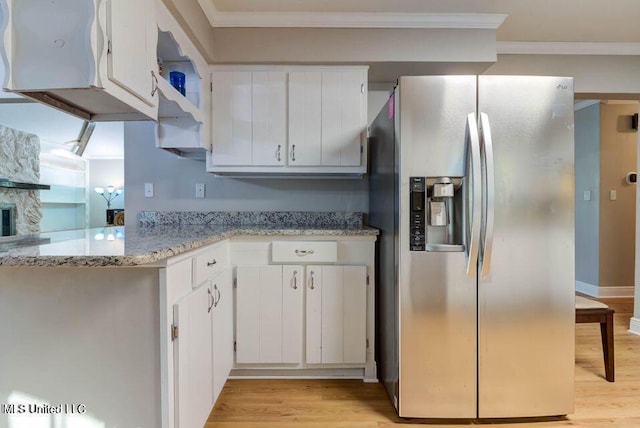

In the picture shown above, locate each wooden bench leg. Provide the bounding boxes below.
[600,310,615,382]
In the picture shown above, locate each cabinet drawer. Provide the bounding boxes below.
[271,241,337,263]
[193,243,229,287]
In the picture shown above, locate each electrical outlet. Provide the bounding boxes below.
[583,190,591,201]
[195,183,205,199]
[609,190,617,201]
[144,183,154,198]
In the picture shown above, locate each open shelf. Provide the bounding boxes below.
[154,2,210,156]
[157,77,204,123]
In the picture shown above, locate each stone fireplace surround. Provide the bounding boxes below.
[0,125,42,235]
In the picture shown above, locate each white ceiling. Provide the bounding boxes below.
[205,0,640,43]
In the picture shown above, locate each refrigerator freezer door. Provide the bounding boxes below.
[477,76,575,418]
[398,76,477,418]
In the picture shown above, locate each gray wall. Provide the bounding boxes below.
[574,103,600,286]
[124,122,368,223]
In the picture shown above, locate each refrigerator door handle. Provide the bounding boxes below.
[479,112,495,277]
[465,113,482,277]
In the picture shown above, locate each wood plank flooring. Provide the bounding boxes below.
[206,298,640,427]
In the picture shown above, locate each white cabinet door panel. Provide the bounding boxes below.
[321,72,342,166]
[320,266,344,364]
[282,265,303,363]
[339,71,365,166]
[174,284,213,428]
[321,71,364,166]
[212,269,234,401]
[289,72,322,166]
[258,266,284,363]
[252,72,287,166]
[305,265,367,364]
[236,266,260,363]
[107,0,154,106]
[211,71,252,165]
[305,267,323,364]
[342,266,367,363]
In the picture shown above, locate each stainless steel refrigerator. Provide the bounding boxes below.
[369,75,575,419]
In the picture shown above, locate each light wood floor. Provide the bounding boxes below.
[206,298,640,427]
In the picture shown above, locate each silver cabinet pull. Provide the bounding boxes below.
[276,144,282,162]
[207,259,217,267]
[309,271,315,290]
[214,284,220,307]
[207,288,214,313]
[295,249,315,256]
[291,144,296,162]
[292,270,298,289]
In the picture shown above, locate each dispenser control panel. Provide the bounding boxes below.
[409,177,425,251]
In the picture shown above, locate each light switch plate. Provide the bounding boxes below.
[583,190,591,201]
[610,190,617,201]
[195,183,205,199]
[144,183,154,198]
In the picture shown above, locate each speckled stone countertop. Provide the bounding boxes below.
[0,224,378,267]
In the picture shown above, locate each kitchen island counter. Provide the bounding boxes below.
[0,224,379,267]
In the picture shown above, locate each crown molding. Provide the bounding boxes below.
[196,0,218,27]
[497,41,640,55]
[196,6,507,30]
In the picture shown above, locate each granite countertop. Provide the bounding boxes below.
[0,224,379,267]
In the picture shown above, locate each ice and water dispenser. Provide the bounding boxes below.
[409,177,464,251]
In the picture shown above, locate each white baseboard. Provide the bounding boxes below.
[629,318,640,336]
[575,281,635,298]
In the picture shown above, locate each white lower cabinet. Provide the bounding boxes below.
[236,264,367,367]
[173,282,214,428]
[170,261,233,428]
[306,266,367,364]
[236,265,303,364]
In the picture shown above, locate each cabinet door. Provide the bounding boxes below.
[305,266,323,364]
[252,72,287,166]
[282,265,304,363]
[321,71,366,166]
[173,284,214,428]
[236,265,303,364]
[306,266,367,364]
[236,265,282,363]
[106,0,156,106]
[288,71,322,166]
[212,269,233,402]
[211,71,252,165]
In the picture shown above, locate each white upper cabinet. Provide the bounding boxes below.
[0,0,158,121]
[288,71,322,166]
[210,70,287,167]
[107,0,156,107]
[207,65,368,176]
[252,72,287,166]
[290,70,367,167]
[320,71,366,166]
[210,71,253,166]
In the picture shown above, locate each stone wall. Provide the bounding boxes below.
[0,125,42,234]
